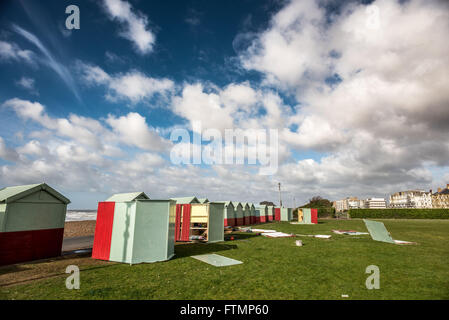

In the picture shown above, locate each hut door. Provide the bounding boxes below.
[298,209,303,222]
[175,204,192,242]
[275,208,281,221]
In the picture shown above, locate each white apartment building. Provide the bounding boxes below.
[389,190,432,208]
[364,198,387,209]
[333,197,364,212]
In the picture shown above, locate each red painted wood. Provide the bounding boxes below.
[174,204,182,241]
[244,216,250,225]
[311,208,318,224]
[275,208,281,221]
[92,202,115,261]
[0,228,64,266]
[180,204,191,241]
[260,215,266,223]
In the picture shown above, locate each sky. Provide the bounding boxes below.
[0,0,448,209]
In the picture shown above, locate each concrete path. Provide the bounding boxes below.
[62,235,94,252]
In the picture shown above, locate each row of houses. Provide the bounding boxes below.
[333,184,449,211]
[333,197,387,212]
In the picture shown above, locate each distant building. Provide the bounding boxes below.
[333,197,364,212]
[432,184,449,208]
[389,190,432,208]
[364,198,387,209]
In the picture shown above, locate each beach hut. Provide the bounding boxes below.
[92,196,176,264]
[249,203,256,224]
[256,205,268,223]
[267,205,274,221]
[0,183,70,266]
[217,201,235,227]
[198,198,209,204]
[171,198,224,242]
[280,207,293,221]
[296,208,318,224]
[232,202,244,226]
[242,202,251,225]
[180,202,225,242]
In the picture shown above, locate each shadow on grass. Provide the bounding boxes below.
[0,264,32,276]
[225,233,261,240]
[174,242,239,259]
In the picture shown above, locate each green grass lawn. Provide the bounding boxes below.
[1,219,448,300]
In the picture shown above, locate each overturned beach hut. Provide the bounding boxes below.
[242,202,251,225]
[296,208,318,224]
[93,192,175,264]
[232,202,244,226]
[255,205,268,223]
[0,183,70,266]
[217,201,235,227]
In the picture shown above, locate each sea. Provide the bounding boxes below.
[66,210,97,221]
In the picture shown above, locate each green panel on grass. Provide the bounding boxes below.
[363,219,395,244]
[191,253,243,267]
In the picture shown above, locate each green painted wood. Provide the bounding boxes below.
[207,202,224,243]
[191,253,243,267]
[232,202,244,219]
[170,196,200,204]
[3,201,67,232]
[108,200,176,264]
[0,183,70,204]
[109,202,137,264]
[363,219,396,244]
[106,192,149,202]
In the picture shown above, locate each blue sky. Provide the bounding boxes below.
[0,0,448,208]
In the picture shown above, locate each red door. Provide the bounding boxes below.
[311,208,318,224]
[180,204,191,241]
[275,208,281,221]
[92,202,115,260]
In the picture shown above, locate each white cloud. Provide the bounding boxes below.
[0,40,35,64]
[102,0,156,54]
[106,112,170,152]
[79,63,174,104]
[12,24,81,100]
[16,77,38,95]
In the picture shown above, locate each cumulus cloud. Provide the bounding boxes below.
[102,0,156,54]
[2,98,170,152]
[15,77,38,95]
[0,40,35,64]
[106,112,170,152]
[79,62,174,104]
[236,0,449,198]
